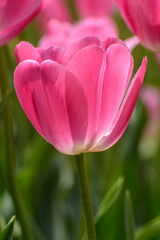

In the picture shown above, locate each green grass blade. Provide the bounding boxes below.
[0,216,16,240]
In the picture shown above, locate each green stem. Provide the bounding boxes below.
[0,46,33,240]
[75,153,97,240]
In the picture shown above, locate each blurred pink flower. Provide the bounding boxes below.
[140,85,160,138]
[14,38,147,155]
[115,0,160,52]
[75,0,115,18]
[39,17,118,48]
[155,53,160,66]
[38,0,71,31]
[0,0,42,46]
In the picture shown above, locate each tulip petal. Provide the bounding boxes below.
[40,60,88,154]
[102,37,124,51]
[39,20,71,48]
[115,0,160,52]
[15,41,42,63]
[14,60,70,154]
[14,60,48,139]
[92,57,147,152]
[124,36,140,52]
[75,0,114,18]
[65,71,88,153]
[0,0,42,46]
[71,17,118,42]
[39,0,71,29]
[95,43,133,139]
[62,36,102,65]
[66,45,105,147]
[38,46,65,64]
[14,59,88,155]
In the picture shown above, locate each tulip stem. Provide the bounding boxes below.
[75,153,97,240]
[0,46,33,240]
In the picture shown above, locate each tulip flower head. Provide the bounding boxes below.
[0,0,42,46]
[39,17,118,48]
[14,37,147,155]
[115,0,160,52]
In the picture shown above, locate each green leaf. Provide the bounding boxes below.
[95,176,124,222]
[136,215,160,240]
[81,176,124,240]
[125,190,135,240]
[0,216,16,240]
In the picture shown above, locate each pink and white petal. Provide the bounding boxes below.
[15,41,42,63]
[124,36,140,52]
[92,57,147,152]
[40,60,88,154]
[96,43,133,137]
[62,36,102,65]
[66,45,105,147]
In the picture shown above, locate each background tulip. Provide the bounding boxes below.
[0,0,43,46]
[14,38,147,155]
[39,17,118,48]
[140,85,160,138]
[75,0,115,18]
[115,0,160,52]
[139,85,160,160]
[38,0,71,32]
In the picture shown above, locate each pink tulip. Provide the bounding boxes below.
[115,0,160,52]
[75,0,114,18]
[14,37,147,155]
[39,17,118,48]
[0,0,43,46]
